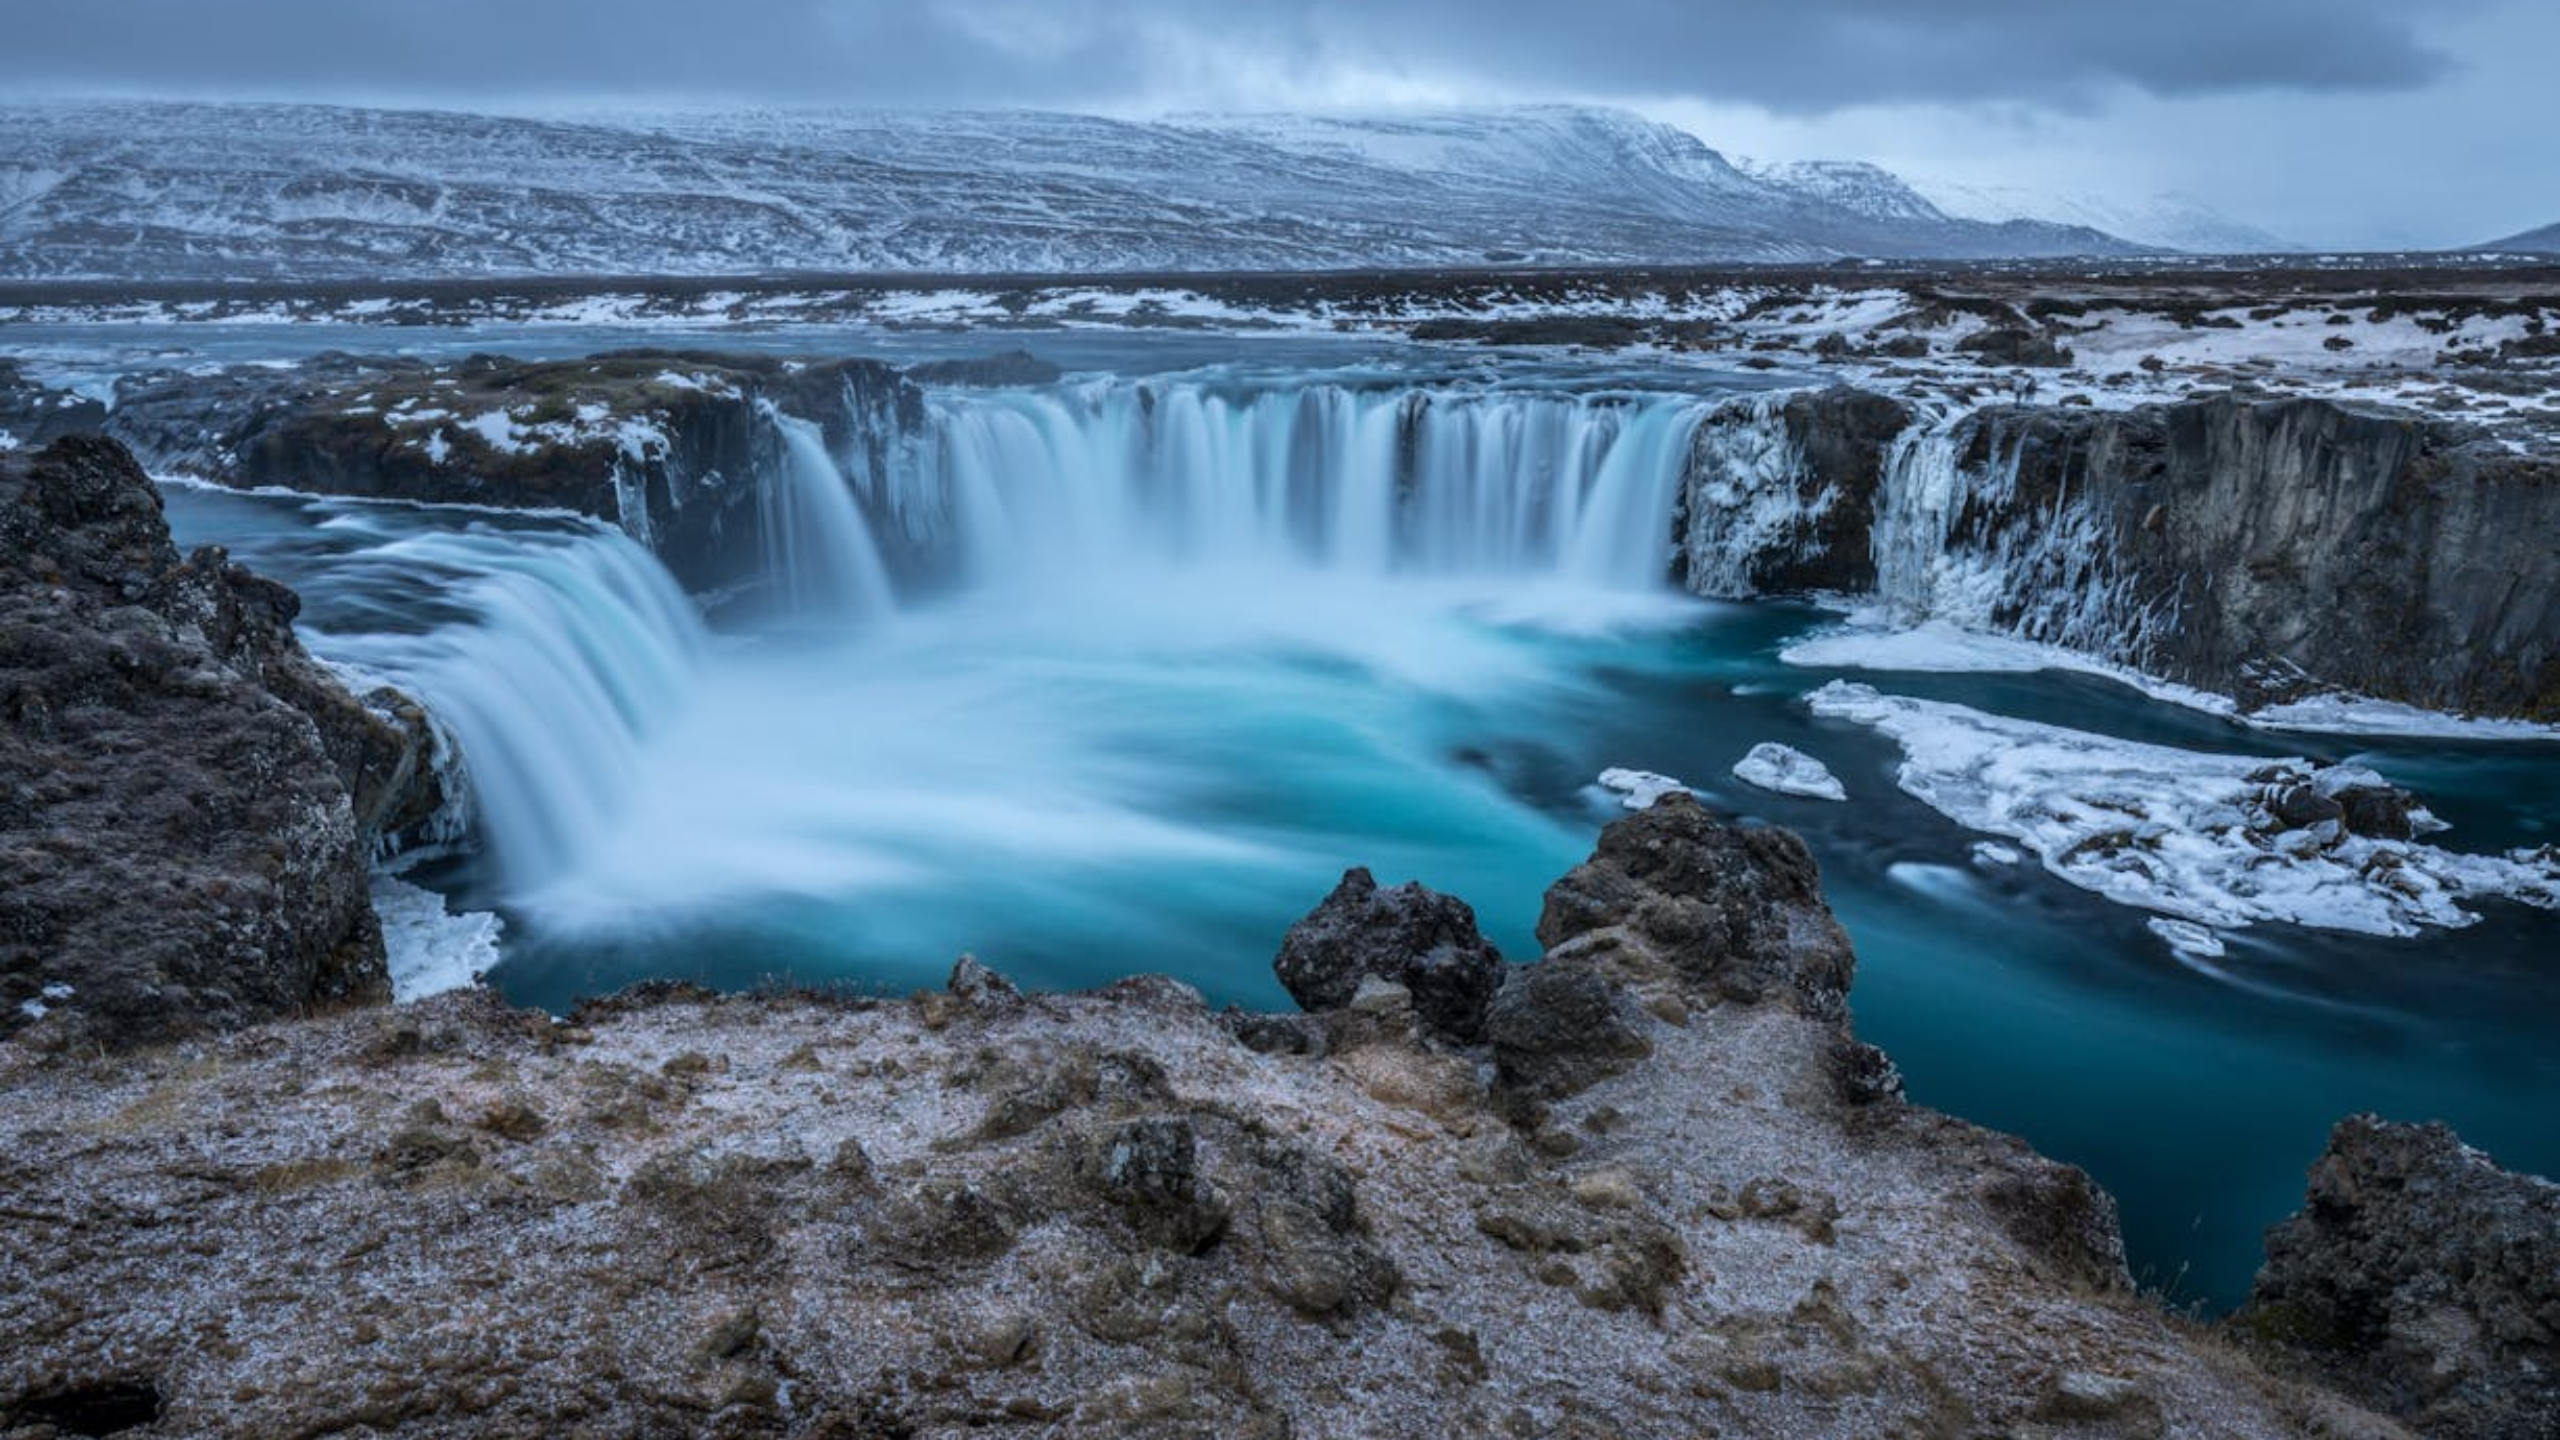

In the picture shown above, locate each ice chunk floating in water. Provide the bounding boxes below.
[1732,742,1846,801]
[1806,680,2560,937]
[1598,767,1695,810]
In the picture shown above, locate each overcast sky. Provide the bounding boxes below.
[3,0,2548,247]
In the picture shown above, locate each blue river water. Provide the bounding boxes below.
[38,318,2553,1313]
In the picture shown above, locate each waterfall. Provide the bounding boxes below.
[282,376,1719,905]
[899,381,1710,588]
[757,404,897,621]
[1867,421,1979,620]
[312,522,711,895]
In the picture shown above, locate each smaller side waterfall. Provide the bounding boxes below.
[1864,417,2168,663]
[315,523,712,895]
[758,405,898,621]
[1867,422,1979,620]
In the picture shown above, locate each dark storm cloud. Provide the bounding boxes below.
[0,0,2475,112]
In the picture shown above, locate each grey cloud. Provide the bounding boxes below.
[0,0,2480,112]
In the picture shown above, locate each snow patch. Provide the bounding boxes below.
[2246,694,2560,743]
[1806,680,2560,938]
[372,877,503,1002]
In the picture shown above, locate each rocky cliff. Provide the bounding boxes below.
[0,795,2414,1439]
[1683,388,2560,719]
[2238,1116,2560,1440]
[1950,395,2560,716]
[99,351,927,605]
[0,436,441,1048]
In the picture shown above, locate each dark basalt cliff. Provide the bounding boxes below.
[1687,387,2560,719]
[1955,395,2560,717]
[98,350,927,603]
[0,436,440,1048]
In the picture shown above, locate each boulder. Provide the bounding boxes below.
[1482,959,1652,1099]
[904,349,1063,387]
[1957,327,2074,368]
[1,436,427,1047]
[2237,1116,2560,1440]
[1273,867,1508,1042]
[1536,792,1856,1021]
[0,359,105,448]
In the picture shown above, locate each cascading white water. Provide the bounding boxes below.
[902,381,1710,589]
[1867,422,1978,620]
[758,404,898,621]
[278,377,1720,918]
[314,522,711,894]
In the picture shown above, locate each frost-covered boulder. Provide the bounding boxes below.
[2238,1116,2560,1440]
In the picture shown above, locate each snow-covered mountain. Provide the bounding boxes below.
[1905,177,2296,256]
[0,100,2145,281]
[2476,222,2560,254]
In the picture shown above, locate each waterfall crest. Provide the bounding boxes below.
[897,381,1710,589]
[314,522,711,894]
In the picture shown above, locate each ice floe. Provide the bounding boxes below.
[1806,680,2560,938]
[1597,767,1693,810]
[373,877,504,1002]
[1731,742,1847,801]
[2245,693,2560,743]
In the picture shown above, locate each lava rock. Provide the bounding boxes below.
[1536,793,1856,1021]
[1093,1116,1229,1253]
[2271,784,2346,831]
[1274,867,1508,1042]
[1483,960,1653,1099]
[0,358,107,446]
[904,349,1063,387]
[1,437,417,1047]
[1957,327,2074,368]
[2330,782,2417,841]
[2237,1116,2560,1440]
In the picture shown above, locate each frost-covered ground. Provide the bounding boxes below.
[12,262,2550,443]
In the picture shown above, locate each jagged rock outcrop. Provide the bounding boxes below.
[1273,866,1508,1042]
[0,796,2394,1437]
[2238,1116,2560,1440]
[101,350,928,603]
[1,436,439,1048]
[0,359,105,449]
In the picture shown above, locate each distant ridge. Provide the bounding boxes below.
[0,100,2149,282]
[2475,222,2560,254]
